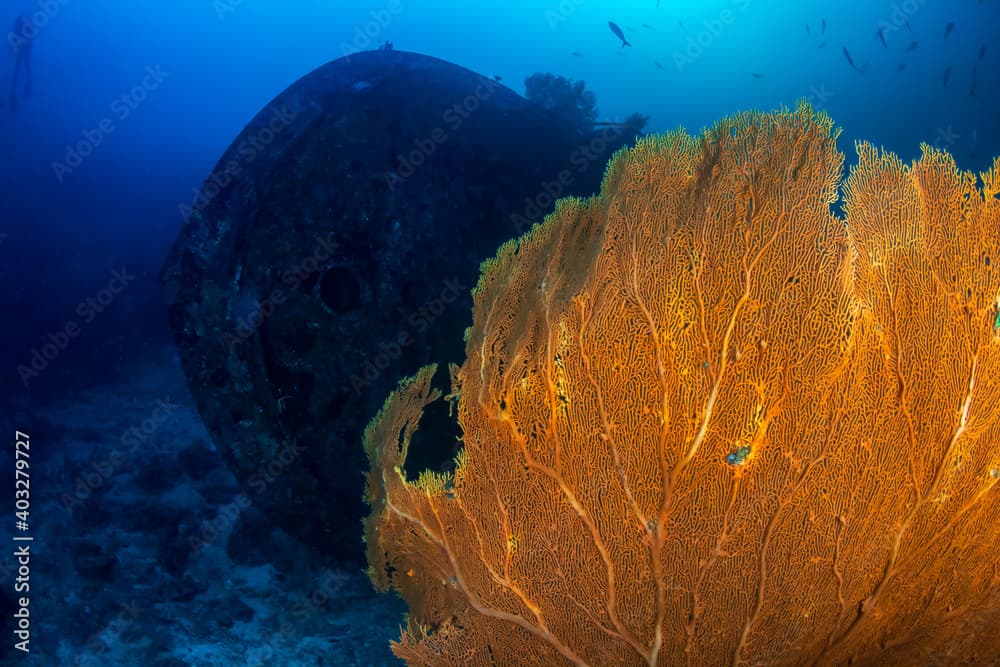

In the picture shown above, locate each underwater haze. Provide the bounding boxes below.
[0,0,998,665]
[2,1,998,397]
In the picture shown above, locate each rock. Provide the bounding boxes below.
[72,540,118,581]
[213,596,255,629]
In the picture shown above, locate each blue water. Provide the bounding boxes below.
[0,1,997,664]
[1,0,997,398]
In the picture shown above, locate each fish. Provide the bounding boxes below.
[906,41,918,51]
[608,21,631,48]
[841,46,866,74]
[902,16,911,32]
[570,51,584,57]
[896,63,906,72]
[978,45,987,61]
[821,18,826,34]
[806,23,811,36]
[944,22,954,38]
[642,23,654,29]
[493,75,503,82]
[876,26,888,47]
[752,72,765,78]
[654,60,664,70]
[943,66,952,87]
[818,40,828,48]
[678,20,685,30]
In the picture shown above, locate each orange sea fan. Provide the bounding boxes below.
[362,103,1000,666]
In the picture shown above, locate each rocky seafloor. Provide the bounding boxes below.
[2,344,406,666]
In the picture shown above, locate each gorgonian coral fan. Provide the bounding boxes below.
[362,103,1000,665]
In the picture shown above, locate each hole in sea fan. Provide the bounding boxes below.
[403,365,462,481]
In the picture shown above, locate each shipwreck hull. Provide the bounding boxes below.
[161,50,636,563]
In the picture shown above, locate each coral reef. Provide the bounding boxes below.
[363,103,1000,665]
[524,73,598,136]
[523,72,648,140]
